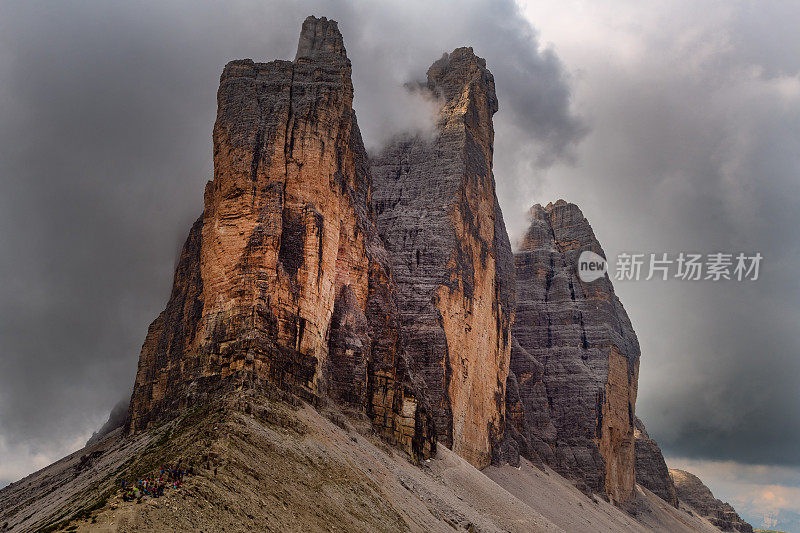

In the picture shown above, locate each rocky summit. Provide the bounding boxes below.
[503,201,640,504]
[0,14,755,533]
[371,47,515,468]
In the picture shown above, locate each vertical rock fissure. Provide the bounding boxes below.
[283,64,295,179]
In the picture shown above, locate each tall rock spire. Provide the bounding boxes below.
[371,47,515,468]
[126,16,435,461]
[506,200,640,503]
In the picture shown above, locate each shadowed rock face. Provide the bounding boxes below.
[126,16,435,461]
[370,48,515,468]
[670,469,753,532]
[505,200,640,503]
[634,417,678,507]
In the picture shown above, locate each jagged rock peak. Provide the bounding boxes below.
[423,47,498,154]
[126,15,435,462]
[295,16,347,59]
[505,200,640,504]
[521,201,593,253]
[634,417,679,507]
[670,469,753,532]
[371,47,514,469]
[427,47,496,107]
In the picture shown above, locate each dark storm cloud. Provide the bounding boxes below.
[620,31,800,465]
[0,0,582,484]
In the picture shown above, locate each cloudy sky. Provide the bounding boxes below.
[1,0,798,528]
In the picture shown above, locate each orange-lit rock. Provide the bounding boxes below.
[126,16,435,460]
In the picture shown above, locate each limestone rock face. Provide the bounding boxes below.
[634,417,678,507]
[670,469,753,532]
[126,16,435,461]
[371,48,515,468]
[506,200,640,503]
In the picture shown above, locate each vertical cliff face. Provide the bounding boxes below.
[670,469,754,532]
[507,200,640,503]
[127,16,435,460]
[634,417,679,507]
[370,48,515,468]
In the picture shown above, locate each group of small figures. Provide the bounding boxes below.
[120,461,194,501]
